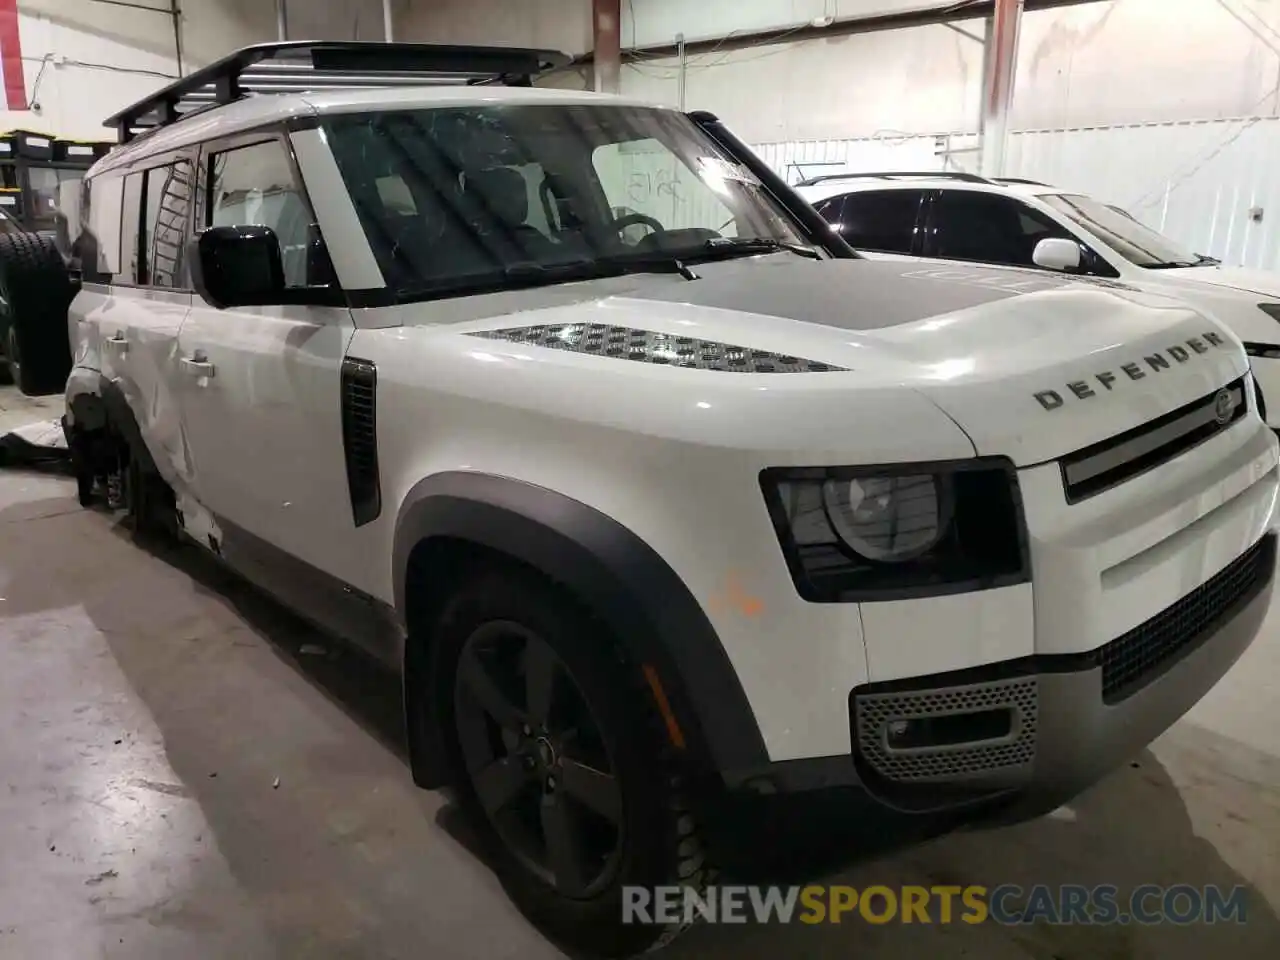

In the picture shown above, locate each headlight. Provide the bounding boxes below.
[761,459,1029,602]
[822,474,951,563]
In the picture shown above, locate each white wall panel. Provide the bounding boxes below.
[755,133,959,182]
[0,0,280,139]
[0,13,176,139]
[1005,118,1280,270]
[621,0,949,48]
[619,1,1280,143]
[620,22,982,143]
[399,0,591,55]
[1013,0,1280,129]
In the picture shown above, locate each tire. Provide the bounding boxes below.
[0,232,74,396]
[0,324,14,386]
[431,567,708,958]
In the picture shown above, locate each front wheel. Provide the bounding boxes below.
[432,568,708,958]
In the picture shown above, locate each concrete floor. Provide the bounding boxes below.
[1,383,1279,959]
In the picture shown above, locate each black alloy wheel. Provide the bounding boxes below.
[453,620,625,899]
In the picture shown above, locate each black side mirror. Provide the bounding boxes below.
[306,222,337,287]
[189,225,284,310]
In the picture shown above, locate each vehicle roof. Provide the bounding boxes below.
[90,84,665,176]
[795,175,1063,204]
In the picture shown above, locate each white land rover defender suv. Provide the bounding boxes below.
[796,171,1280,432]
[62,42,1278,957]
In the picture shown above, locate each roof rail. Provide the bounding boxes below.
[104,41,572,144]
[993,176,1050,186]
[795,170,993,187]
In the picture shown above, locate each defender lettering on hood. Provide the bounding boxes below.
[1033,331,1231,411]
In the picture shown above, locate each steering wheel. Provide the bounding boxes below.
[611,212,664,242]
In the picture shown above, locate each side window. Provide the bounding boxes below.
[930,191,1072,268]
[139,162,193,288]
[207,140,310,288]
[120,172,143,283]
[84,174,123,281]
[812,195,846,237]
[837,190,923,253]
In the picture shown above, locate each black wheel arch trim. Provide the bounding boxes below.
[94,375,160,473]
[392,471,771,778]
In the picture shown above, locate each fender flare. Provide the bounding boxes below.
[392,472,770,778]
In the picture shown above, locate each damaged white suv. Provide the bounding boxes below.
[64,42,1278,957]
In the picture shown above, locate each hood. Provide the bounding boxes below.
[1153,264,1280,299]
[455,257,1248,466]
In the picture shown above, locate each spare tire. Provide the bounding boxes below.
[0,232,74,396]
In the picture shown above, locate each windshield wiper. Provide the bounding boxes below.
[390,254,703,303]
[597,252,700,281]
[1194,253,1221,266]
[700,237,823,260]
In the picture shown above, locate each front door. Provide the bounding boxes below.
[175,132,357,582]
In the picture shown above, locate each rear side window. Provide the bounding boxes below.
[832,190,923,254]
[139,162,194,288]
[929,191,1071,268]
[83,174,123,280]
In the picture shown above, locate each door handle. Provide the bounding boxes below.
[180,356,216,378]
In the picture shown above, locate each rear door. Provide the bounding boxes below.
[921,188,1079,269]
[825,189,927,255]
[87,151,196,492]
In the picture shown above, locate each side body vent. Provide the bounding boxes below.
[340,357,381,527]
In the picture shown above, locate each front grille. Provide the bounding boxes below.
[853,676,1038,783]
[1096,534,1275,703]
[1061,377,1247,503]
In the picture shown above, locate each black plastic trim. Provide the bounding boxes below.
[759,456,1032,603]
[799,170,992,187]
[214,516,402,667]
[1242,340,1280,360]
[340,357,382,526]
[391,472,770,776]
[1059,377,1248,504]
[687,111,860,260]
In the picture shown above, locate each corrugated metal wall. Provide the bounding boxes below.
[753,116,1280,270]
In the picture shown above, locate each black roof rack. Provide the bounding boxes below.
[993,177,1050,186]
[105,41,572,144]
[795,170,993,187]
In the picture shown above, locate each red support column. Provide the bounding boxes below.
[0,0,26,111]
[593,0,621,94]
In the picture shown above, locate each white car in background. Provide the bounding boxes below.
[796,172,1280,428]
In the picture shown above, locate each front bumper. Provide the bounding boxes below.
[727,533,1274,824]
